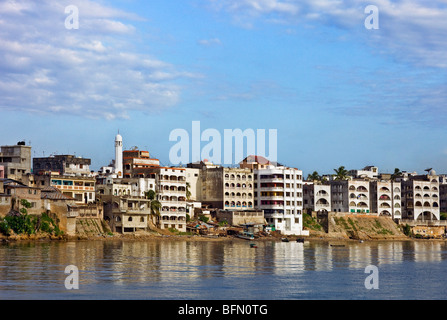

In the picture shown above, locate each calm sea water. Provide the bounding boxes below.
[0,239,446,300]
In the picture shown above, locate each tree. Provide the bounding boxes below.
[145,190,161,219]
[391,168,402,181]
[185,182,192,201]
[333,166,349,181]
[307,171,320,181]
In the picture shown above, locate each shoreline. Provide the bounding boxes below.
[1,231,445,243]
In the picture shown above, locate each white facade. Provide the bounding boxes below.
[370,181,402,219]
[184,167,201,201]
[255,165,305,235]
[303,183,331,213]
[401,171,440,221]
[156,167,187,231]
[331,180,371,214]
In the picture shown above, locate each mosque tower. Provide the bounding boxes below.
[115,131,123,178]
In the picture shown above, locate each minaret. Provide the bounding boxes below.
[115,131,123,178]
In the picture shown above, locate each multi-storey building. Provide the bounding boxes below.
[200,165,254,211]
[0,142,32,182]
[303,182,331,214]
[123,149,160,178]
[401,170,440,221]
[103,195,152,233]
[153,167,187,231]
[331,179,371,214]
[34,173,96,205]
[370,180,402,219]
[240,156,304,235]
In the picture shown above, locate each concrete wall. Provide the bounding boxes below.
[217,209,265,226]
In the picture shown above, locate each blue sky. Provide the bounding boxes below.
[1,0,446,176]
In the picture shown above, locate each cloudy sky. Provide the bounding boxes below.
[1,0,446,175]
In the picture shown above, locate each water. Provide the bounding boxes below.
[1,239,446,300]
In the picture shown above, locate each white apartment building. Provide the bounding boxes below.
[370,180,402,219]
[303,182,331,213]
[155,167,187,231]
[331,179,371,214]
[254,165,305,235]
[401,170,440,221]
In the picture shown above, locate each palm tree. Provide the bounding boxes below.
[145,190,161,221]
[307,171,320,181]
[333,166,349,181]
[391,168,402,181]
[185,182,192,201]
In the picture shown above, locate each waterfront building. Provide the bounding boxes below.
[240,155,305,236]
[369,180,402,219]
[0,165,4,179]
[303,182,331,214]
[0,142,32,182]
[331,179,371,214]
[150,166,187,231]
[400,170,440,221]
[103,195,151,233]
[200,165,254,211]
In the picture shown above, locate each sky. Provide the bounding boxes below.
[1,0,446,176]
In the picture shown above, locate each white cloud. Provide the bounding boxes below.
[0,0,196,119]
[197,38,222,46]
[208,0,447,69]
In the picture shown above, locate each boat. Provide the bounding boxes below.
[250,243,257,248]
[281,237,289,242]
[330,244,345,247]
[296,238,305,243]
[237,231,255,240]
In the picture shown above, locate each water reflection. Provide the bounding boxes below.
[1,239,447,299]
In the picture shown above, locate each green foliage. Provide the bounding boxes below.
[198,215,209,223]
[403,224,412,236]
[333,166,349,181]
[347,218,358,231]
[0,212,63,237]
[303,213,322,231]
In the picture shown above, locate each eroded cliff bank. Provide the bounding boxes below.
[305,213,409,240]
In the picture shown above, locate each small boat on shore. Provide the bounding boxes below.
[296,238,305,243]
[237,232,255,240]
[281,237,289,242]
[330,244,345,247]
